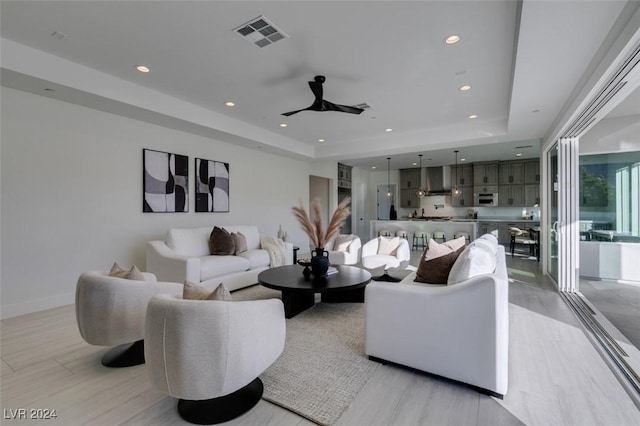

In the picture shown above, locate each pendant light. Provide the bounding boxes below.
[416,154,426,198]
[386,157,392,198]
[453,150,461,197]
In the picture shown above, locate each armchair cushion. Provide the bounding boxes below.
[209,226,236,255]
[109,263,147,281]
[335,234,356,251]
[183,281,232,301]
[378,236,401,255]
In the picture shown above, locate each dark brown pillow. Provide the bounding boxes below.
[414,246,464,284]
[209,226,236,255]
[231,232,248,255]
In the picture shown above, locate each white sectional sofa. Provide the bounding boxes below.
[146,225,293,292]
[365,234,509,397]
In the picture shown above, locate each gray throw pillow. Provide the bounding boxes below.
[232,231,248,255]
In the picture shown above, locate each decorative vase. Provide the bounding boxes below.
[310,247,330,277]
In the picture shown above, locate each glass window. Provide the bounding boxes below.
[579,152,640,242]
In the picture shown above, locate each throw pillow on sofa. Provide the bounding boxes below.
[415,239,465,284]
[447,242,497,285]
[183,281,233,301]
[231,231,248,255]
[209,226,236,255]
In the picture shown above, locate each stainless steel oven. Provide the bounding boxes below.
[474,193,498,206]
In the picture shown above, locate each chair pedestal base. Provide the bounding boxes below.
[177,377,263,425]
[372,271,401,282]
[101,340,145,368]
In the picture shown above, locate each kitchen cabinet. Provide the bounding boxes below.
[338,163,352,189]
[525,184,540,206]
[477,221,499,239]
[524,160,540,184]
[400,188,420,208]
[473,162,499,185]
[399,168,421,208]
[452,186,474,207]
[451,164,474,187]
[499,161,525,185]
[499,185,524,207]
[473,184,498,195]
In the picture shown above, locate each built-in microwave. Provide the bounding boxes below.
[474,193,498,206]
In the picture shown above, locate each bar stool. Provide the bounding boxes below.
[433,231,446,243]
[454,231,471,244]
[396,230,409,240]
[412,231,427,251]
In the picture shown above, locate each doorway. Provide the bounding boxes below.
[309,175,330,226]
[376,184,396,220]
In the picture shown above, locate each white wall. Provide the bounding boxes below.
[0,88,316,318]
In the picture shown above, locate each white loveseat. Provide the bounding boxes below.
[146,226,293,292]
[365,234,509,397]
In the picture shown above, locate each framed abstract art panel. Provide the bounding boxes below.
[143,149,189,212]
[195,157,230,212]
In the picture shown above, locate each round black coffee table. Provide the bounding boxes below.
[258,265,371,318]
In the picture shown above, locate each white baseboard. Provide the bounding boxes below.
[1,292,75,319]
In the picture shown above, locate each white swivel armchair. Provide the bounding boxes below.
[75,271,182,367]
[324,234,362,265]
[145,294,286,424]
[361,236,411,282]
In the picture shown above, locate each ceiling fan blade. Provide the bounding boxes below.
[282,108,309,116]
[323,101,364,114]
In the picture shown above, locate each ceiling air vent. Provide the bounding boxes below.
[233,15,288,48]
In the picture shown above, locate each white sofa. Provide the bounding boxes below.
[146,226,293,292]
[365,235,509,397]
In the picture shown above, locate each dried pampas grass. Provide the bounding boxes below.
[292,197,351,248]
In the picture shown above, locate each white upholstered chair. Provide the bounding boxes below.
[145,294,286,424]
[361,236,411,282]
[75,270,182,367]
[324,234,362,265]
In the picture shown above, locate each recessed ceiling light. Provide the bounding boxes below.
[460,158,466,162]
[445,35,460,44]
[279,123,287,128]
[459,85,471,91]
[135,65,150,73]
[468,114,478,119]
[385,128,393,132]
[318,138,325,142]
[412,162,418,166]
[516,153,523,157]
[372,166,377,169]
[225,101,235,107]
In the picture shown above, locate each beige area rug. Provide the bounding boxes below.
[232,284,381,425]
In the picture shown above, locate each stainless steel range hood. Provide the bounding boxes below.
[425,166,451,196]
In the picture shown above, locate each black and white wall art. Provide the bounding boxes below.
[143,149,189,212]
[195,158,230,212]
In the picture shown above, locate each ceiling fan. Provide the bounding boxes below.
[282,75,365,116]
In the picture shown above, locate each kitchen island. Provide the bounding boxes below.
[371,219,477,242]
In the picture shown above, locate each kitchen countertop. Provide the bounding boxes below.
[397,217,539,222]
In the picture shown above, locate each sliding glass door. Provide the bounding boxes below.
[548,143,559,283]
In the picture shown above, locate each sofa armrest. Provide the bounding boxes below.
[146,240,201,284]
[365,274,508,396]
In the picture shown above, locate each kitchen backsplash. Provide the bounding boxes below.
[398,196,540,219]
